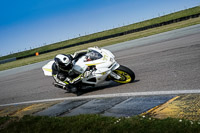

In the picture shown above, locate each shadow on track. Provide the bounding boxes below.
[73,80,140,96]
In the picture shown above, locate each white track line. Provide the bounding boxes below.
[0,89,200,107]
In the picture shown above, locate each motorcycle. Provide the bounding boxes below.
[42,47,135,93]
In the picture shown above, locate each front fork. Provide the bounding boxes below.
[109,71,121,80]
[109,62,121,80]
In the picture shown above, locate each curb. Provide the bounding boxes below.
[142,94,200,121]
[0,94,200,120]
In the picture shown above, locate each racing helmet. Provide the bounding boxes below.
[54,54,72,70]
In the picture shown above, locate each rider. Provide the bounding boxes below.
[52,50,87,94]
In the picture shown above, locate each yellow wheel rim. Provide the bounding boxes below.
[113,70,132,83]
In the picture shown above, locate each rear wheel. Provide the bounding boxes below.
[113,65,135,83]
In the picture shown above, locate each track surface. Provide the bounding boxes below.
[0,25,200,105]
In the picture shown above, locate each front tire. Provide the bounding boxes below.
[113,65,135,83]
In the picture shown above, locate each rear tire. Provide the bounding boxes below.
[113,65,135,83]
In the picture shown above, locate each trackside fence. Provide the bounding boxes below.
[0,57,16,64]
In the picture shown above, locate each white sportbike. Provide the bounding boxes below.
[42,47,135,92]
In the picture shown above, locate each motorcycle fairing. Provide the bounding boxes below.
[42,61,54,76]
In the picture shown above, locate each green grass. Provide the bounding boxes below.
[1,115,200,133]
[1,6,200,61]
[0,116,10,126]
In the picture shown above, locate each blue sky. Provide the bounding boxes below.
[0,0,199,56]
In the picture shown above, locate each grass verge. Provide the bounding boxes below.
[0,16,200,71]
[1,115,200,133]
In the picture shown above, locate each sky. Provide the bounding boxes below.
[0,0,199,56]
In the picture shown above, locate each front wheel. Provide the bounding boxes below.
[112,65,135,84]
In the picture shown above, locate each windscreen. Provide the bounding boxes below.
[85,50,103,61]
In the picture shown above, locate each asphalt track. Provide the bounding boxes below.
[0,24,200,105]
